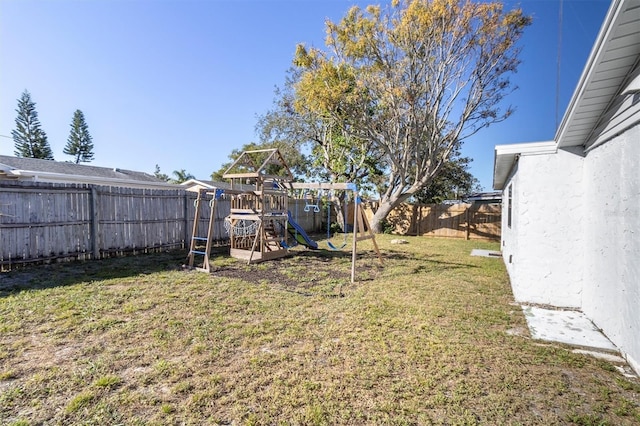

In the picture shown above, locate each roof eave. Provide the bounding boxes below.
[493,141,557,190]
[181,179,214,188]
[555,0,630,148]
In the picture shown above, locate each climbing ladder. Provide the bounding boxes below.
[186,188,224,272]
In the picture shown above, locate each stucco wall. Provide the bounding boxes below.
[500,164,519,294]
[582,124,640,373]
[501,149,584,307]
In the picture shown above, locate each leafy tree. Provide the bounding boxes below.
[154,164,170,182]
[256,68,383,193]
[64,109,94,163]
[255,70,385,230]
[12,90,54,160]
[170,169,194,184]
[414,153,482,204]
[292,0,530,232]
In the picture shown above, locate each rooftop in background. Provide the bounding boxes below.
[180,178,256,193]
[464,191,503,204]
[0,155,177,189]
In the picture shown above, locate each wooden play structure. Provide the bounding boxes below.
[186,148,382,283]
[186,188,225,273]
[222,149,293,263]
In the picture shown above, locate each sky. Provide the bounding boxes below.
[0,0,611,191]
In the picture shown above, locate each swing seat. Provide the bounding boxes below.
[327,241,347,251]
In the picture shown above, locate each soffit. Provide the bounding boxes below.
[556,0,640,147]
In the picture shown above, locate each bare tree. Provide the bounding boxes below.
[293,0,531,231]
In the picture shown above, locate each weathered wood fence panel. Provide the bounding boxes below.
[364,202,501,240]
[0,182,327,269]
[0,182,195,269]
[0,182,94,265]
[96,186,189,255]
[467,203,502,241]
[1,181,500,269]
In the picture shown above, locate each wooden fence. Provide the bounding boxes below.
[365,202,501,240]
[0,181,324,269]
[0,182,190,269]
[0,181,499,269]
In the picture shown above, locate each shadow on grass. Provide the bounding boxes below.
[291,248,352,260]
[0,244,479,298]
[210,248,353,298]
[0,250,187,297]
[383,249,480,270]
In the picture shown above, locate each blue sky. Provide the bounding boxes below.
[0,0,611,190]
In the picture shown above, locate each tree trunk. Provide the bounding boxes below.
[369,188,417,233]
[369,197,397,234]
[331,198,348,233]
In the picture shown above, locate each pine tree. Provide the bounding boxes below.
[12,90,54,160]
[64,109,94,163]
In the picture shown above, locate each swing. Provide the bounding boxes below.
[326,191,348,251]
[303,189,321,213]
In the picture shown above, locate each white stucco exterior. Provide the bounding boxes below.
[501,149,584,308]
[498,126,640,373]
[494,0,640,374]
[581,125,640,373]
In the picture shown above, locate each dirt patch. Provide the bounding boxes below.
[210,252,357,294]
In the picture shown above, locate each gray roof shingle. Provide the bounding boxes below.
[0,155,163,183]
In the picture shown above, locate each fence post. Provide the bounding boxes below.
[183,192,189,249]
[465,206,470,240]
[90,186,100,259]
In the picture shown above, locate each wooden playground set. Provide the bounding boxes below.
[186,149,382,283]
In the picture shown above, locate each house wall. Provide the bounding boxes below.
[501,149,585,308]
[582,124,640,373]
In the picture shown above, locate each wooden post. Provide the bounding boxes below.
[183,192,190,248]
[89,186,100,260]
[350,192,359,284]
[187,190,204,268]
[465,206,471,240]
[248,220,263,265]
[202,195,218,272]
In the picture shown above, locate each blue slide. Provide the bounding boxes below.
[287,211,318,249]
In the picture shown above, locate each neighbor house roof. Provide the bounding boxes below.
[493,0,640,190]
[464,191,503,203]
[0,155,178,189]
[180,178,255,193]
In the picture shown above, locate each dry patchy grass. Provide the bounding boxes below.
[0,236,638,425]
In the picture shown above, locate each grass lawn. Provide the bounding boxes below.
[1,235,639,425]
